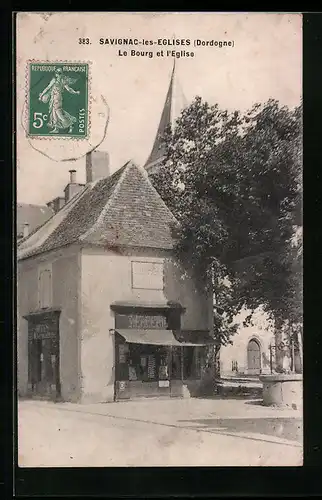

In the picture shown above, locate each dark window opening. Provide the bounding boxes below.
[183,346,205,379]
[171,347,182,380]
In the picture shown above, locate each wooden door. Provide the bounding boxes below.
[26,310,61,401]
[30,338,59,399]
[247,339,261,373]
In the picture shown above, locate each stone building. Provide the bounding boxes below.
[17,154,216,403]
[17,63,217,404]
[219,307,275,377]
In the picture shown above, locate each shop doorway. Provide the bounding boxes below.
[28,337,60,399]
[25,310,61,401]
[114,339,186,400]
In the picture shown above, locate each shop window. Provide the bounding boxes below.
[147,354,157,379]
[118,344,127,364]
[116,341,129,381]
[129,352,157,381]
[158,353,170,380]
[38,267,52,309]
[129,360,139,381]
[126,344,171,382]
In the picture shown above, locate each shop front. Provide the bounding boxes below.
[23,309,61,401]
[112,303,215,401]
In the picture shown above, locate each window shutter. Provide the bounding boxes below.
[39,269,52,309]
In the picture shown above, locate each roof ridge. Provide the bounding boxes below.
[80,160,179,244]
[136,163,180,227]
[17,202,53,209]
[79,161,132,242]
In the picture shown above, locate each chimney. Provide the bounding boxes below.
[46,200,55,211]
[69,169,76,183]
[86,150,110,183]
[64,169,84,203]
[23,223,29,238]
[55,197,66,212]
[47,196,66,214]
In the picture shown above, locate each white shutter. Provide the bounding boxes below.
[39,268,52,308]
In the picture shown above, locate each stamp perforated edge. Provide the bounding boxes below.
[24,60,92,141]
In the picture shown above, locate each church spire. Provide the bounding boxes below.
[144,59,187,174]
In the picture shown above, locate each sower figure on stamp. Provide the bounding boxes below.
[38,68,80,133]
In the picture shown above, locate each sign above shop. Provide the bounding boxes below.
[26,310,60,341]
[129,314,167,329]
[30,321,57,340]
[115,313,168,330]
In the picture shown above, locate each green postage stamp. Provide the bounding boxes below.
[26,61,90,138]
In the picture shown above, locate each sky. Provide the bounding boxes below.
[16,12,302,205]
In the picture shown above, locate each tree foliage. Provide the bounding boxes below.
[150,97,302,345]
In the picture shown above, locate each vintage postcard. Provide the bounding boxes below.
[16,12,303,468]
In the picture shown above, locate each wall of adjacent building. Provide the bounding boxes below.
[17,246,81,401]
[17,264,38,396]
[80,246,213,403]
[52,251,81,401]
[219,307,275,377]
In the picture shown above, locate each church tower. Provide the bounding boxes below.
[144,59,188,175]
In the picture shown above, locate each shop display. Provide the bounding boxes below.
[147,355,156,379]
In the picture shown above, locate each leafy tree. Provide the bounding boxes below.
[150,97,302,358]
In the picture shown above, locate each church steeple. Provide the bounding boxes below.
[144,59,187,174]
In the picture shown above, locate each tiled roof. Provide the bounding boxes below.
[18,161,179,260]
[39,163,127,254]
[17,203,54,238]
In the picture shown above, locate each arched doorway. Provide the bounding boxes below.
[247,338,261,374]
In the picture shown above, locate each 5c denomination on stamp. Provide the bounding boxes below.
[26,61,90,139]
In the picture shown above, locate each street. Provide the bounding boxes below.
[18,398,303,467]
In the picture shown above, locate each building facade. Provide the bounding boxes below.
[219,308,275,377]
[219,306,302,377]
[17,160,216,403]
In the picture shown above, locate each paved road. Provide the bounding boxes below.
[18,399,302,467]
